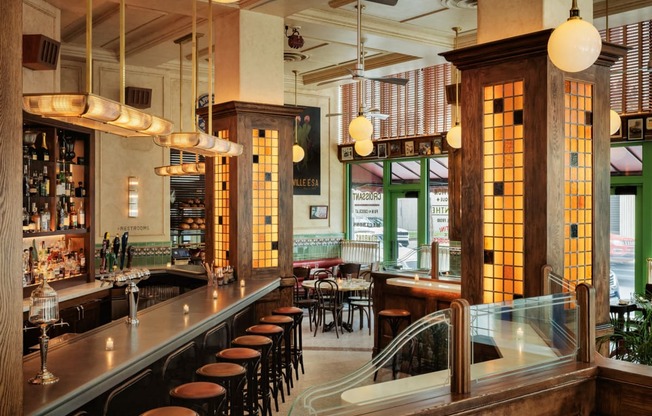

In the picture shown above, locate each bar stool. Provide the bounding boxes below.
[231,335,273,416]
[140,406,198,416]
[196,362,246,416]
[216,347,262,416]
[259,314,294,395]
[245,324,284,411]
[272,306,305,380]
[374,309,411,380]
[169,381,226,416]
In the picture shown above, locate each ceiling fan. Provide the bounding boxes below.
[319,0,409,87]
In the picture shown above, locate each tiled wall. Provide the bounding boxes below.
[94,241,172,269]
[293,234,344,261]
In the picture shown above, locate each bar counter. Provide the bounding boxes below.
[23,275,280,416]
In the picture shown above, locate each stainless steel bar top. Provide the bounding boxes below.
[23,277,280,416]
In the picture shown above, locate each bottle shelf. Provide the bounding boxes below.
[23,228,88,238]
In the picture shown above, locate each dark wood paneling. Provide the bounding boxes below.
[1,0,25,413]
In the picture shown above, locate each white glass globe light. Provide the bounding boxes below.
[349,115,373,141]
[609,109,621,135]
[446,124,462,149]
[548,18,602,73]
[292,143,305,163]
[354,139,374,156]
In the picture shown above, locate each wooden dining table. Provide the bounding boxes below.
[302,278,370,332]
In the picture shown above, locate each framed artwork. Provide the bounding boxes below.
[293,105,322,195]
[419,141,432,155]
[310,205,328,219]
[341,146,354,161]
[646,117,652,139]
[432,137,443,155]
[377,143,388,158]
[389,142,401,157]
[628,118,644,141]
[404,141,415,156]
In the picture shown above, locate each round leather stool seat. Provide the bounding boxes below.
[232,335,272,348]
[217,347,261,361]
[379,309,411,319]
[169,381,226,416]
[140,406,198,416]
[170,381,226,401]
[196,363,246,416]
[272,306,302,315]
[375,309,411,381]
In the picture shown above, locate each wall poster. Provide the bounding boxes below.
[293,105,321,195]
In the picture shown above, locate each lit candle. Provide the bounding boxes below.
[240,279,246,288]
[212,289,218,299]
[183,304,189,314]
[105,337,114,351]
[166,262,171,267]
[414,274,419,281]
[516,327,524,341]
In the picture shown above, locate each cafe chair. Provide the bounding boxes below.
[313,269,334,280]
[338,262,361,279]
[348,280,374,335]
[314,279,344,338]
[292,275,318,331]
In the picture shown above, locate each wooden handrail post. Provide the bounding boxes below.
[451,298,471,394]
[431,241,439,279]
[576,283,595,363]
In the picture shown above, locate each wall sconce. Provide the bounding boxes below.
[128,176,139,218]
[285,26,304,49]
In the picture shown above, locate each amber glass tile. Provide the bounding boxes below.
[252,128,279,268]
[213,130,232,266]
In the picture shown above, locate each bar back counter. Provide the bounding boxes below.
[22,266,280,416]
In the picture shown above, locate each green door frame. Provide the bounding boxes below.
[610,141,652,295]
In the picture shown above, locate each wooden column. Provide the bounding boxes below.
[441,29,624,338]
[0,0,24,413]
[201,101,299,286]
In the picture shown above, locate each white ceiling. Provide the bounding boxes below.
[44,0,652,90]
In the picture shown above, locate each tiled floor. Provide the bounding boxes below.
[276,310,375,415]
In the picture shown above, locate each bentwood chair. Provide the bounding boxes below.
[348,280,374,335]
[292,275,318,331]
[338,263,361,279]
[313,269,334,280]
[314,279,344,338]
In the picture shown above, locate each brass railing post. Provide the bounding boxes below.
[451,298,471,394]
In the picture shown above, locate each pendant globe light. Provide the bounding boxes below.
[292,70,305,163]
[548,0,602,73]
[446,27,462,149]
[349,0,373,156]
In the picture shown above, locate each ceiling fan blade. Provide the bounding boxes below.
[368,113,389,120]
[365,76,409,86]
[317,77,350,86]
[366,0,399,5]
[325,112,343,117]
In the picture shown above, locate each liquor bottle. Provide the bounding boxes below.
[69,202,78,229]
[77,200,86,229]
[23,164,30,197]
[31,202,41,233]
[39,132,50,161]
[29,140,38,161]
[22,207,30,232]
[29,172,38,196]
[62,203,70,230]
[58,202,66,230]
[56,170,65,196]
[41,166,50,197]
[40,203,50,232]
[75,181,86,198]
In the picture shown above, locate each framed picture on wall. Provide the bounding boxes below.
[377,143,388,158]
[310,205,328,219]
[389,142,401,157]
[628,118,644,141]
[404,141,415,156]
[419,141,432,155]
[341,146,354,161]
[432,137,443,154]
[646,117,652,139]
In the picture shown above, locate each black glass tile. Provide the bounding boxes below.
[570,223,578,238]
[218,216,223,225]
[253,155,259,164]
[265,172,272,181]
[272,241,279,250]
[585,111,593,125]
[484,250,494,264]
[222,182,227,191]
[493,98,504,113]
[570,152,578,167]
[222,157,227,164]
[265,216,272,225]
[225,250,229,260]
[514,110,524,125]
[494,182,504,196]
[258,129,266,137]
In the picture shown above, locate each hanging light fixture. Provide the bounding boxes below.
[349,0,373,156]
[547,0,602,73]
[23,0,174,138]
[154,0,243,158]
[604,0,621,136]
[292,70,305,163]
[446,27,462,149]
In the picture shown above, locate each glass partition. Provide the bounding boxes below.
[289,293,579,415]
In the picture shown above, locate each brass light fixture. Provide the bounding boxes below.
[292,70,305,163]
[286,26,305,50]
[605,0,621,135]
[349,0,373,156]
[154,0,243,158]
[23,0,174,138]
[446,27,462,149]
